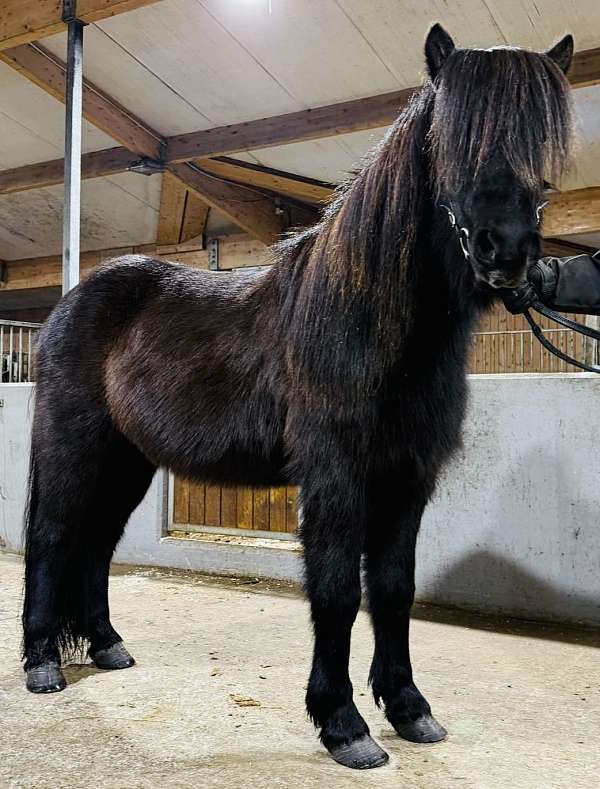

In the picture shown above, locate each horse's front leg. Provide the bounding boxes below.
[301,482,389,770]
[365,486,447,743]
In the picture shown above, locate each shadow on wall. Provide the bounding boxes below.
[419,441,600,627]
[421,548,600,627]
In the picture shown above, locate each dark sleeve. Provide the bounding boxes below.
[527,251,600,315]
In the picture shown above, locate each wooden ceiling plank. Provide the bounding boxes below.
[0,1,163,50]
[0,43,599,195]
[166,44,600,164]
[0,44,162,158]
[168,163,284,245]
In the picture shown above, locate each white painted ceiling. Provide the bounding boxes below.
[0,0,599,260]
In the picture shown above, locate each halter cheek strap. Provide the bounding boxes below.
[439,204,470,260]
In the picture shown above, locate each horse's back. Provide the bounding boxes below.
[33,255,287,484]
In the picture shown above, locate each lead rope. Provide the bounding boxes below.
[512,295,600,374]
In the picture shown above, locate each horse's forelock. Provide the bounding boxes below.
[428,46,574,195]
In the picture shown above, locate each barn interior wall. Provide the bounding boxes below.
[2,376,599,626]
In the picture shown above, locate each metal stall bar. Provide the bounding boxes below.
[62,2,86,294]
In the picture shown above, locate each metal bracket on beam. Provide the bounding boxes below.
[128,158,166,177]
[208,239,219,270]
[62,0,86,24]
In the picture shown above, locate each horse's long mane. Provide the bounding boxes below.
[272,46,573,399]
[274,86,436,398]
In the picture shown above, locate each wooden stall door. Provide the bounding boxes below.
[172,478,299,536]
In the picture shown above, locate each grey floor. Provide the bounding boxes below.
[0,552,598,789]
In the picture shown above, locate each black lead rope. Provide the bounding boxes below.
[501,285,600,373]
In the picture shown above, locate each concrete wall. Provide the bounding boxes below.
[2,376,599,625]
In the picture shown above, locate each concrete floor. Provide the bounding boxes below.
[0,553,599,789]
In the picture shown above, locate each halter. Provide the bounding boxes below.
[439,201,549,261]
[439,202,600,374]
[439,204,470,259]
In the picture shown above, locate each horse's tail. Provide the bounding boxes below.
[22,445,89,665]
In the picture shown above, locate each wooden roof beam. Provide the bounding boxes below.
[196,157,334,205]
[157,172,209,246]
[0,1,163,50]
[543,187,600,237]
[168,163,284,246]
[0,147,136,194]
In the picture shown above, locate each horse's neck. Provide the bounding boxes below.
[403,222,484,362]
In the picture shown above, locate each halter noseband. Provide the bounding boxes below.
[439,201,549,261]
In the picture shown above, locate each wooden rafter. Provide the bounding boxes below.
[197,158,334,205]
[543,187,600,237]
[568,46,600,89]
[0,40,286,243]
[180,191,209,243]
[3,225,600,297]
[0,43,162,158]
[156,172,210,246]
[156,172,188,246]
[167,88,416,163]
[169,164,285,246]
[0,1,163,51]
[0,147,135,194]
[543,238,598,257]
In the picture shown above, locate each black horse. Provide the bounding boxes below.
[23,25,574,770]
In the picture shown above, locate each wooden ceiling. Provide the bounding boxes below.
[0,0,600,264]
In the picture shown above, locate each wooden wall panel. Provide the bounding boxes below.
[469,303,595,374]
[171,477,301,535]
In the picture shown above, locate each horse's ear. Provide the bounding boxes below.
[546,34,574,74]
[425,24,455,80]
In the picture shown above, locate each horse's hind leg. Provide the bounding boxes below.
[85,434,155,669]
[24,421,154,692]
[23,504,72,692]
[365,477,447,743]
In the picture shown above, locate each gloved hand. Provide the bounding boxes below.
[501,251,600,315]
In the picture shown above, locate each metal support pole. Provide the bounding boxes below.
[62,7,84,294]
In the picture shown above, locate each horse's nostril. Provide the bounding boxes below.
[474,229,497,259]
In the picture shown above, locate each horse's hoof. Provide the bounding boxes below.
[394,714,447,743]
[26,662,66,694]
[90,641,135,670]
[327,735,389,769]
